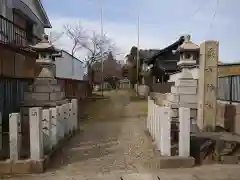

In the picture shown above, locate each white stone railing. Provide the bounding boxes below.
[147,96,191,157]
[0,99,78,162]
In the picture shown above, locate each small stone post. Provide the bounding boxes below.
[42,109,52,151]
[71,99,78,131]
[57,105,64,139]
[153,103,157,140]
[29,107,43,161]
[179,107,191,157]
[9,113,21,161]
[68,102,73,133]
[62,104,68,136]
[150,100,154,136]
[160,107,171,156]
[147,96,151,131]
[155,105,161,151]
[50,107,59,146]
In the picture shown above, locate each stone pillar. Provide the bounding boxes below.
[197,41,219,131]
[62,104,68,136]
[29,107,43,161]
[179,107,190,157]
[42,109,52,152]
[58,105,64,139]
[160,107,171,156]
[68,102,73,133]
[50,107,59,146]
[71,99,78,131]
[9,113,21,161]
[150,100,154,137]
[147,96,151,131]
[155,105,161,151]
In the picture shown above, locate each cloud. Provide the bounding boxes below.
[46,16,171,62]
[43,0,240,63]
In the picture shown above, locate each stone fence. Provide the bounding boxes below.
[147,97,192,158]
[0,99,78,174]
[216,101,240,134]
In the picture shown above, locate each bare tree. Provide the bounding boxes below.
[63,22,88,57]
[63,22,115,67]
[83,31,115,67]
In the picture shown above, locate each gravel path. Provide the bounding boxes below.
[3,90,240,180]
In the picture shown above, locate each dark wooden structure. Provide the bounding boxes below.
[145,36,185,83]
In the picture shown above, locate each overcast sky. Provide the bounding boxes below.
[42,0,240,62]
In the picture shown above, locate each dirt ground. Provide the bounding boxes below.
[3,90,240,180]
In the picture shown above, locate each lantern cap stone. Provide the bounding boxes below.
[179,35,199,51]
[30,34,56,52]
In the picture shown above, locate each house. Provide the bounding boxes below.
[0,0,51,121]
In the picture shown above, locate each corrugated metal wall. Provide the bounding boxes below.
[218,75,240,103]
[0,78,33,131]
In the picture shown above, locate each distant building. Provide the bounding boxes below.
[55,50,85,80]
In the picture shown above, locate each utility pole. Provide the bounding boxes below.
[136,4,140,95]
[100,0,104,96]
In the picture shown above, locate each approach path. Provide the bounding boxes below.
[3,90,240,180]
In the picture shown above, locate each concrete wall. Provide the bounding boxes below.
[55,51,85,81]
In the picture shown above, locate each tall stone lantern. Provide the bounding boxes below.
[177,35,199,77]
[22,34,68,107]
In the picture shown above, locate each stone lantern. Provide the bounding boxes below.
[22,34,68,107]
[177,35,199,78]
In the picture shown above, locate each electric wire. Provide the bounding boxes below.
[204,0,220,39]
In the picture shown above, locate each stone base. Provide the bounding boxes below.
[220,155,239,164]
[0,130,79,174]
[21,99,69,107]
[157,156,195,169]
[0,159,45,174]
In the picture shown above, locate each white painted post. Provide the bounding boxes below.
[62,104,68,136]
[68,102,73,133]
[0,112,2,151]
[155,105,161,151]
[50,107,59,146]
[58,105,64,139]
[42,109,52,151]
[147,96,150,131]
[71,99,78,131]
[179,107,191,157]
[153,103,157,140]
[150,100,153,137]
[9,113,21,161]
[160,107,171,156]
[29,107,43,161]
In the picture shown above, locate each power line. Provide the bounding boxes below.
[205,0,220,39]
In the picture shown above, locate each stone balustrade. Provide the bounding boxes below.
[147,96,191,157]
[0,98,78,174]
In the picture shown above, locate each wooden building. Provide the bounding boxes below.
[145,36,185,83]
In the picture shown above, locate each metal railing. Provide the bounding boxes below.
[0,14,39,48]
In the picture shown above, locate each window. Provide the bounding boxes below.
[185,53,191,59]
